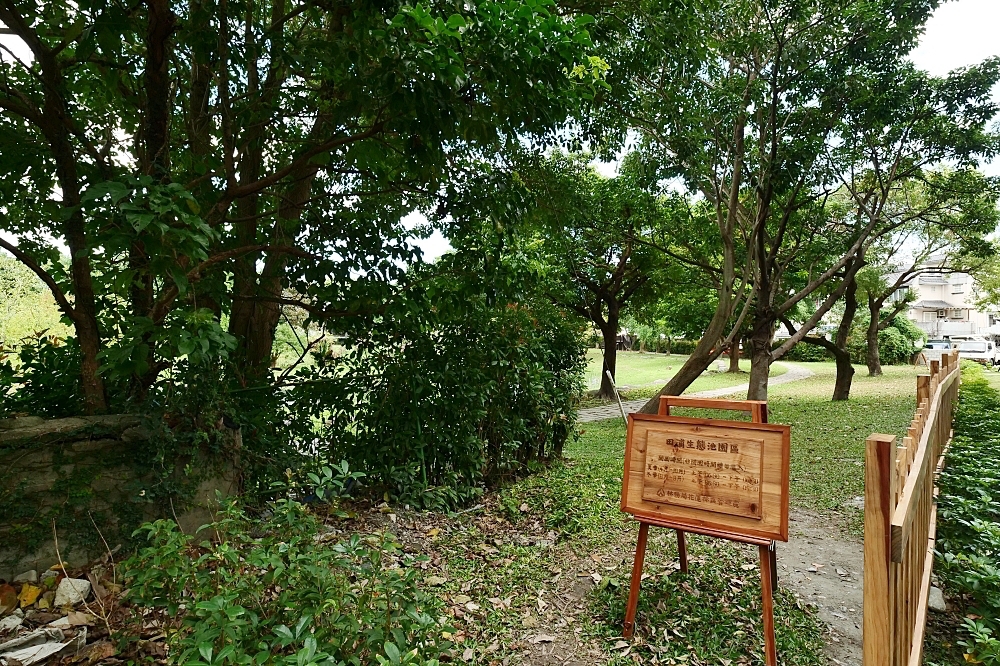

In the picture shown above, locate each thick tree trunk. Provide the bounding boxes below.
[728,338,741,373]
[866,298,882,376]
[598,311,620,400]
[34,48,107,413]
[831,349,855,401]
[230,159,320,382]
[746,306,775,400]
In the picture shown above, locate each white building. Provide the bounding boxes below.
[890,259,999,339]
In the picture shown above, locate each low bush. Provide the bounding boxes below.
[321,297,586,509]
[667,338,700,355]
[935,363,1000,664]
[777,341,831,362]
[124,497,452,666]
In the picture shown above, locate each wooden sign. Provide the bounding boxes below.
[620,397,792,666]
[622,413,790,543]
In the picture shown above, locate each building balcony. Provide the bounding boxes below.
[914,320,979,337]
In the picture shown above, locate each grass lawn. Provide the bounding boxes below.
[582,349,788,406]
[767,362,920,533]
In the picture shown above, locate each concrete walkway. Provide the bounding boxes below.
[578,362,815,423]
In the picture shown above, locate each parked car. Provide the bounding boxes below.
[956,339,999,366]
[920,339,955,365]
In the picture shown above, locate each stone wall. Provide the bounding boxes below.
[0,415,238,579]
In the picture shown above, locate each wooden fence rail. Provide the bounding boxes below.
[863,351,961,666]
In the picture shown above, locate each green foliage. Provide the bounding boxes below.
[778,343,832,363]
[0,255,68,347]
[0,333,83,418]
[935,364,1000,665]
[875,327,913,366]
[890,316,926,346]
[667,339,700,355]
[323,296,586,509]
[844,314,923,366]
[0,0,599,414]
[125,498,451,666]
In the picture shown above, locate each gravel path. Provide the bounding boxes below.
[578,362,815,423]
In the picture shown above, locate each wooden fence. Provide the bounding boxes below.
[863,351,961,666]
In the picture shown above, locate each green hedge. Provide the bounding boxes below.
[934,363,1000,663]
[776,341,832,362]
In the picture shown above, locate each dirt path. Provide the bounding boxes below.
[578,362,815,423]
[778,509,864,666]
[515,508,866,666]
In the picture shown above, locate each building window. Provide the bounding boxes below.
[950,309,965,320]
[890,287,911,303]
[923,311,935,322]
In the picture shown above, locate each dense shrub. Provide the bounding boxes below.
[667,338,700,355]
[875,326,913,365]
[846,314,924,365]
[0,333,83,418]
[320,298,587,509]
[125,498,451,666]
[776,341,831,362]
[935,363,1000,664]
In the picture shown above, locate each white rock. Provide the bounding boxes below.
[13,571,37,584]
[0,611,23,634]
[928,586,947,612]
[53,578,91,607]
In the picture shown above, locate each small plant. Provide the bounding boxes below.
[123,498,452,665]
[306,461,367,502]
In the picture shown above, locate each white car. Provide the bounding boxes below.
[921,340,955,364]
[956,339,999,366]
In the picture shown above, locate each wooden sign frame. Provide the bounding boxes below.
[620,396,791,666]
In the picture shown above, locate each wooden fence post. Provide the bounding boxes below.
[864,434,896,666]
[916,375,929,408]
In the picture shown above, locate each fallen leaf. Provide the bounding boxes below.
[18,584,42,608]
[0,584,16,614]
[87,642,117,664]
[426,576,447,587]
[462,648,474,661]
[529,634,556,644]
[426,528,441,538]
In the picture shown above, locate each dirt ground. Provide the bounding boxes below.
[777,509,863,666]
[516,507,866,666]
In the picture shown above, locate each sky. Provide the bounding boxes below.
[4,0,1000,260]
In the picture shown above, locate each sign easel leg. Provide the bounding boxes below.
[623,522,650,638]
[676,530,689,573]
[759,543,778,666]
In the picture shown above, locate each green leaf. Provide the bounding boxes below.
[384,641,401,664]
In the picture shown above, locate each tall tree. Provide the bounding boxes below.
[589,0,1000,403]
[522,153,673,399]
[0,0,599,412]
